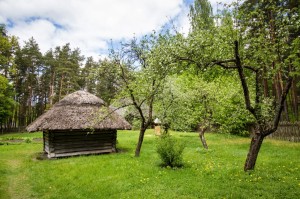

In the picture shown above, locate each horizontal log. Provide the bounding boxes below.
[48,135,116,141]
[48,149,114,158]
[53,146,114,154]
[44,133,116,142]
[46,130,116,136]
[50,136,115,141]
[52,143,113,150]
[48,132,115,137]
[43,130,118,157]
[52,138,114,144]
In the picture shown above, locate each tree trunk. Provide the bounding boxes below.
[135,127,147,157]
[198,126,208,149]
[263,67,269,97]
[244,133,265,171]
[59,74,64,100]
[291,78,298,120]
[199,132,208,149]
[49,71,55,106]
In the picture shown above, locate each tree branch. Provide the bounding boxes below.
[102,103,133,121]
[118,61,146,124]
[212,59,258,72]
[234,40,255,115]
[172,54,202,68]
[265,76,293,136]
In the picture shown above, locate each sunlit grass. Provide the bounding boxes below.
[0,130,299,198]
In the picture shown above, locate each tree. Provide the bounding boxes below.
[0,25,19,131]
[110,34,169,157]
[189,0,214,31]
[0,25,11,78]
[0,75,15,132]
[235,0,300,171]
[156,73,214,149]
[0,25,19,80]
[171,0,299,171]
[54,44,84,101]
[238,0,300,121]
[80,56,97,93]
[43,49,57,106]
[95,59,123,105]
[14,37,43,126]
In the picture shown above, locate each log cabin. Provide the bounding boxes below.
[26,91,131,158]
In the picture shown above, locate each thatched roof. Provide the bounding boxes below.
[26,91,131,132]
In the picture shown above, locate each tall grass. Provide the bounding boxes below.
[0,130,299,199]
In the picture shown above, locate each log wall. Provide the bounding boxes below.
[43,130,117,158]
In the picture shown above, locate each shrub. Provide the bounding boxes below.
[156,134,185,168]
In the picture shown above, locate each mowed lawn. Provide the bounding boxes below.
[0,130,299,199]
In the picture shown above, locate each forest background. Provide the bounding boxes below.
[0,0,299,139]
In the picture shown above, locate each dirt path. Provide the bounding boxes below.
[6,158,33,199]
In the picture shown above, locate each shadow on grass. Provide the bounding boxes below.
[116,147,131,153]
[34,152,48,160]
[33,147,131,161]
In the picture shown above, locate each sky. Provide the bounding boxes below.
[0,0,235,59]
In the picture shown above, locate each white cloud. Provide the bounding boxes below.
[0,0,184,58]
[0,0,237,58]
[174,3,191,36]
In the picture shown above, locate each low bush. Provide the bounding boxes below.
[156,134,185,168]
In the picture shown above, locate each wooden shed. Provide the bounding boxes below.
[26,91,131,158]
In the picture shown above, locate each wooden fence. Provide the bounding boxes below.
[1,126,26,134]
[268,122,300,142]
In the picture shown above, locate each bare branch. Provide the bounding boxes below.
[212,59,236,64]
[244,66,259,72]
[265,76,293,136]
[212,59,237,69]
[118,60,146,124]
[101,103,133,121]
[172,54,202,68]
[212,60,258,72]
[234,40,255,115]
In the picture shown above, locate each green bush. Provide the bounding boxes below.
[156,134,185,168]
[24,138,32,143]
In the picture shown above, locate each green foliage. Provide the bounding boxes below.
[290,37,300,76]
[131,118,141,130]
[79,56,97,92]
[0,25,18,78]
[155,72,255,136]
[189,0,214,31]
[156,134,185,168]
[53,43,84,100]
[211,77,255,136]
[0,75,15,124]
[155,73,212,132]
[97,59,123,104]
[14,37,45,124]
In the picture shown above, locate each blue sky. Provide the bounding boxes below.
[0,0,235,59]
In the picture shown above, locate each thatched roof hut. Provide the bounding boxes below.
[27,91,131,131]
[27,90,131,158]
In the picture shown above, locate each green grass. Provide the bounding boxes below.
[0,130,299,199]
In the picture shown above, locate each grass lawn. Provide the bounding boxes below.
[0,130,299,199]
